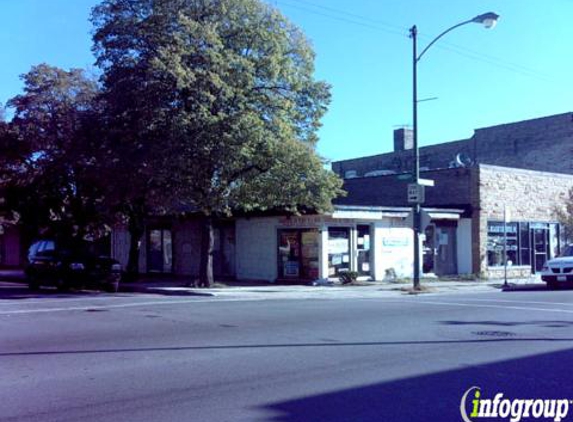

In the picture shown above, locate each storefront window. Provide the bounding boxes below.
[278,230,300,278]
[487,222,517,267]
[519,223,530,266]
[328,228,350,277]
[301,231,320,279]
[487,221,561,272]
[278,229,319,279]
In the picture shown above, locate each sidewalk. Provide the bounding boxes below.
[0,269,25,282]
[119,274,546,299]
[0,269,546,299]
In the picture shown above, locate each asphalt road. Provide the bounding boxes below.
[2,283,573,422]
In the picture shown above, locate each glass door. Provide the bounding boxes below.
[357,225,371,277]
[531,227,548,274]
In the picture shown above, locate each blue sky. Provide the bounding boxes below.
[1,0,572,163]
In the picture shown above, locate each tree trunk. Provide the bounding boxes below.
[125,203,145,282]
[198,215,214,288]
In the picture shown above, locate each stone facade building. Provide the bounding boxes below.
[333,112,573,278]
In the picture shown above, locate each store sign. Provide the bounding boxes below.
[279,215,356,227]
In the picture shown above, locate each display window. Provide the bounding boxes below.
[278,229,319,279]
[327,227,351,277]
[487,221,561,273]
[487,222,518,267]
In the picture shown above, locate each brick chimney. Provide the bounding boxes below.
[394,128,413,151]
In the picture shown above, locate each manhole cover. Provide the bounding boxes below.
[472,330,516,337]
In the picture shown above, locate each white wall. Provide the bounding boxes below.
[374,224,414,279]
[236,217,279,282]
[456,218,473,275]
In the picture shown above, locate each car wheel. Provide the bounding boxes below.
[105,281,119,293]
[27,276,40,291]
[57,279,71,292]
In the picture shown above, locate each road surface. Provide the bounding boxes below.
[2,283,573,421]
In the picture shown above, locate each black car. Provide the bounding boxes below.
[25,239,122,292]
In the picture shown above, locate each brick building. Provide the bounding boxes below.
[332,112,573,278]
[332,112,573,179]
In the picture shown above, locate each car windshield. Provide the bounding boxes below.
[560,245,573,257]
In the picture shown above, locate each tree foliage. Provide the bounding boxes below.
[92,0,343,286]
[554,187,573,244]
[1,64,109,243]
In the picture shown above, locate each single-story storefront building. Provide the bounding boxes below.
[235,205,469,282]
[111,205,469,282]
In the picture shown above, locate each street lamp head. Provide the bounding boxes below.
[472,12,500,29]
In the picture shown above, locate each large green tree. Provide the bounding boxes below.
[2,64,109,244]
[92,0,343,286]
[554,187,573,244]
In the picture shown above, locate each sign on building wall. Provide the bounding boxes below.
[379,228,413,278]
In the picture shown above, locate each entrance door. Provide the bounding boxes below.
[327,227,351,277]
[434,223,457,276]
[423,225,436,274]
[357,225,371,277]
[147,229,173,273]
[531,228,549,273]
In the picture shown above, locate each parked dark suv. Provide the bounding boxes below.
[25,239,122,292]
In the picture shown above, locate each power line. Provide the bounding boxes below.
[281,0,407,34]
[275,0,554,83]
[276,0,408,38]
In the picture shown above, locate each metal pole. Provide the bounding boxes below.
[408,14,498,291]
[411,25,421,291]
[504,207,508,287]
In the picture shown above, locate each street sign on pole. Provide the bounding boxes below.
[407,184,425,204]
[418,178,435,187]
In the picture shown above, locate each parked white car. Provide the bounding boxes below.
[541,244,573,289]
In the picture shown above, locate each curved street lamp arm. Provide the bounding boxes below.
[416,18,474,63]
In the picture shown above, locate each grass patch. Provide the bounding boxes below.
[343,280,376,286]
[399,285,436,295]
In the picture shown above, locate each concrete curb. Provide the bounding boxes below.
[119,285,216,297]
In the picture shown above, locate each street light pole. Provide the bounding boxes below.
[409,12,499,291]
[411,25,421,291]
